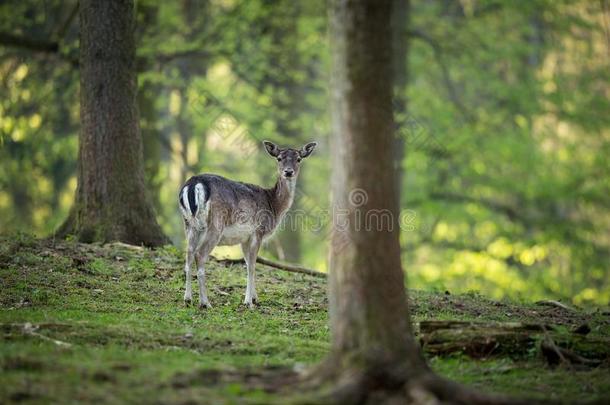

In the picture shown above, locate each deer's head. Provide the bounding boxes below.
[263,140,317,180]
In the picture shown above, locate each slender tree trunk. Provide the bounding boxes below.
[139,82,163,213]
[325,0,426,392]
[58,0,168,247]
[138,3,163,214]
[266,0,304,263]
[175,0,209,186]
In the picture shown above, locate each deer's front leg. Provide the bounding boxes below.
[195,229,222,309]
[241,237,261,308]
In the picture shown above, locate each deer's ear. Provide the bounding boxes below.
[263,140,280,157]
[299,142,317,158]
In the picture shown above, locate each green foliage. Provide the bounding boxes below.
[401,0,610,305]
[1,0,609,304]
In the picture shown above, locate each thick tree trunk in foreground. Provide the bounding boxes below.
[325,0,426,392]
[59,0,168,247]
[329,0,416,364]
[316,1,527,404]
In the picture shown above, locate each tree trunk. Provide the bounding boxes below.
[265,0,304,263]
[137,3,163,214]
[324,0,428,394]
[139,82,163,214]
[58,0,168,247]
[313,2,533,403]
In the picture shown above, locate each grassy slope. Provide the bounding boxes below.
[0,234,609,404]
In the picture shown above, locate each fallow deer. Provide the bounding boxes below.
[179,140,317,308]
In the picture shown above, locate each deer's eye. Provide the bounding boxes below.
[297,158,302,163]
[277,157,282,162]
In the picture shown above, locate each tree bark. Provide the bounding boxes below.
[312,3,542,402]
[58,0,168,247]
[323,0,428,393]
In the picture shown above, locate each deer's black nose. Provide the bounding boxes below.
[284,169,294,178]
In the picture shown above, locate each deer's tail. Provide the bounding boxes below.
[179,181,210,228]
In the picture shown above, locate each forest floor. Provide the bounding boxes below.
[1,234,609,404]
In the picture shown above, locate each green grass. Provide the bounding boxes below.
[1,234,609,404]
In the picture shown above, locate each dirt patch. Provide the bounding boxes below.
[89,370,117,382]
[2,356,45,372]
[170,366,300,393]
[9,390,37,402]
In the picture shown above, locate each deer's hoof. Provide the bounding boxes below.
[244,300,258,309]
[199,302,212,310]
[184,298,192,306]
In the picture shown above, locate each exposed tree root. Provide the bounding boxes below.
[292,361,538,405]
[282,318,586,404]
[412,373,540,405]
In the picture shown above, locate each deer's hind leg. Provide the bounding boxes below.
[195,228,222,309]
[183,224,199,305]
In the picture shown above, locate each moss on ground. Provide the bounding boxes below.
[1,234,609,404]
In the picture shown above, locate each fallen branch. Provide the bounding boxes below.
[418,320,610,366]
[540,328,570,368]
[535,300,576,312]
[419,321,539,358]
[106,241,146,251]
[213,256,327,278]
[540,338,602,367]
[21,322,72,348]
[539,324,601,367]
[419,321,550,334]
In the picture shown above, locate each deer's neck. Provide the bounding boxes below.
[269,176,296,218]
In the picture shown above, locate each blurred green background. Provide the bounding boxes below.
[1,0,609,305]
